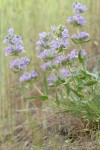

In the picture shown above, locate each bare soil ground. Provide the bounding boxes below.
[0,109,100,150]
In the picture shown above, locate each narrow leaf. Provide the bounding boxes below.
[43,74,49,95]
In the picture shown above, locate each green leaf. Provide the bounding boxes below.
[24,96,36,100]
[78,50,84,63]
[24,95,48,101]
[70,88,84,98]
[43,74,49,95]
[55,91,60,106]
[65,84,70,95]
[80,70,92,78]
[39,95,48,100]
[85,80,98,86]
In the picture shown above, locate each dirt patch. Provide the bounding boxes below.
[0,110,100,150]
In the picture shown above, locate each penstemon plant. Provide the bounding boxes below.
[3,2,100,123]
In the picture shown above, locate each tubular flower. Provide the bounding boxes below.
[20,70,38,83]
[10,57,30,70]
[3,28,25,56]
[73,2,87,14]
[67,15,86,26]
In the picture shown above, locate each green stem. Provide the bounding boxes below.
[33,83,44,95]
[76,27,84,70]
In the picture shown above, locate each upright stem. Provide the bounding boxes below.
[76,27,84,70]
[33,83,44,95]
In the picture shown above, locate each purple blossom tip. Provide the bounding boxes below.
[39,48,56,60]
[31,70,38,78]
[41,61,52,70]
[67,15,87,26]
[8,28,14,34]
[73,2,87,14]
[81,49,87,56]
[62,29,69,38]
[60,68,72,77]
[20,70,38,83]
[10,57,30,70]
[48,75,57,84]
[20,72,31,83]
[67,49,78,59]
[3,29,26,55]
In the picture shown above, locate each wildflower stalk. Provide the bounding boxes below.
[3,2,100,123]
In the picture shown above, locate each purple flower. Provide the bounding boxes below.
[54,55,67,65]
[81,49,87,56]
[41,61,52,70]
[19,70,38,83]
[36,32,51,51]
[5,45,14,56]
[60,38,69,48]
[48,75,57,84]
[78,32,89,40]
[20,57,30,65]
[3,29,22,45]
[20,72,31,83]
[31,70,38,78]
[60,68,72,77]
[51,25,57,32]
[39,48,56,60]
[36,40,50,51]
[3,28,26,55]
[19,57,30,69]
[51,38,69,50]
[71,34,78,40]
[71,32,89,43]
[16,44,25,53]
[10,59,19,69]
[8,28,14,34]
[51,25,69,38]
[67,49,78,59]
[62,29,69,38]
[51,40,60,49]
[12,35,22,45]
[39,32,50,40]
[10,57,30,70]
[73,2,87,14]
[5,44,25,56]
[67,15,86,26]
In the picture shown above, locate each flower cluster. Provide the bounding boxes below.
[37,24,72,85]
[48,68,72,85]
[51,25,69,51]
[41,61,52,70]
[39,48,57,60]
[10,57,30,70]
[67,49,78,59]
[67,2,88,60]
[3,28,25,56]
[71,32,89,44]
[60,68,72,78]
[20,70,38,83]
[73,2,87,14]
[3,29,38,83]
[67,15,86,26]
[4,2,100,123]
[67,2,87,26]
[36,32,51,51]
[36,3,88,86]
[54,55,68,65]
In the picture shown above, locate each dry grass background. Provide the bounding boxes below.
[0,0,100,149]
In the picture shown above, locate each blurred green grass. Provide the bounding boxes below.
[0,0,100,123]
